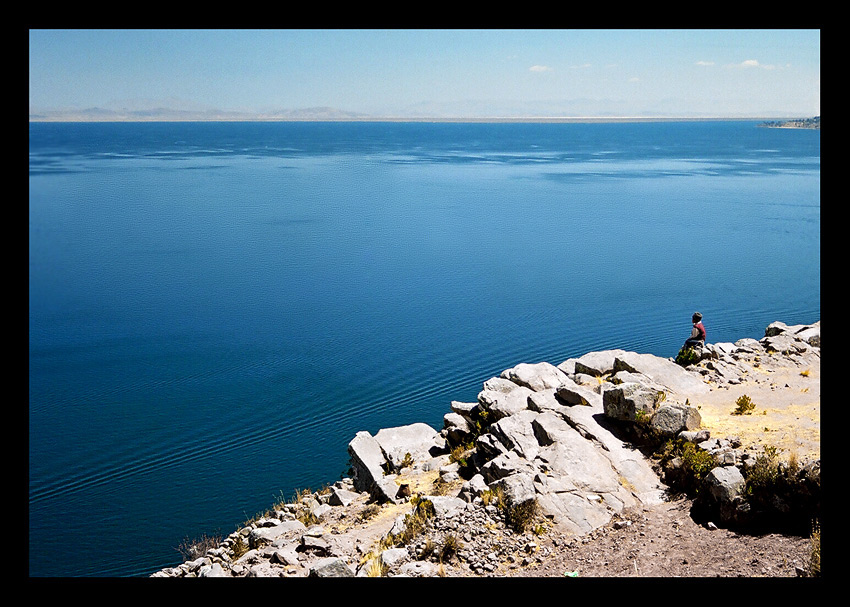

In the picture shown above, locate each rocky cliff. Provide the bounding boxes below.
[153,320,820,578]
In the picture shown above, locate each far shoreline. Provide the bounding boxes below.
[28,115,805,125]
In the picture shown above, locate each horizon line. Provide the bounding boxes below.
[29,115,813,124]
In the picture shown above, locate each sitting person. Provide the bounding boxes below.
[684,312,706,349]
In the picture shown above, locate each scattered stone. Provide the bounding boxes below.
[308,557,354,577]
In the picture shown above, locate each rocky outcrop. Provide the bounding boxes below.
[153,320,820,578]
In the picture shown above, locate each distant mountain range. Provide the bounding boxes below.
[29,105,820,124]
[28,106,376,122]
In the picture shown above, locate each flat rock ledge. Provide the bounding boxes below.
[153,320,820,578]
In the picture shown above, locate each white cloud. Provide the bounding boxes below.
[731,59,782,70]
[529,65,552,72]
[695,60,714,66]
[628,77,640,83]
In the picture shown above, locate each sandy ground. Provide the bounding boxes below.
[685,350,820,464]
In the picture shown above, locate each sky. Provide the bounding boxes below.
[28,29,821,119]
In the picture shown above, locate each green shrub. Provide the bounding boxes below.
[655,438,718,495]
[480,486,505,509]
[505,499,539,533]
[440,534,462,562]
[680,441,717,485]
[230,534,249,559]
[385,498,435,548]
[743,445,781,495]
[732,394,756,415]
[675,346,700,367]
[449,443,472,467]
[634,408,651,425]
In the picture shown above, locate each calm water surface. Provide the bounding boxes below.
[29,121,819,576]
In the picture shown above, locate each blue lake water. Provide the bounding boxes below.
[29,120,819,576]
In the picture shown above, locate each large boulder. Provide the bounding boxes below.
[328,487,361,508]
[198,563,229,577]
[613,351,710,395]
[556,379,602,407]
[480,450,537,483]
[704,465,746,503]
[482,376,521,393]
[248,519,307,549]
[764,321,820,347]
[488,409,541,460]
[443,412,475,447]
[764,321,806,337]
[650,402,702,437]
[527,389,570,414]
[347,431,387,493]
[760,333,811,355]
[571,349,627,377]
[491,472,536,508]
[602,382,665,422]
[450,400,480,422]
[418,495,466,518]
[701,465,747,524]
[795,324,820,347]
[501,362,570,392]
[374,423,443,472]
[478,384,534,421]
[458,473,489,503]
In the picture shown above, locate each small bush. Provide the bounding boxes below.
[732,394,756,415]
[449,443,473,467]
[634,408,651,425]
[365,556,388,577]
[808,521,821,577]
[675,346,700,367]
[480,486,505,509]
[505,499,539,533]
[440,534,462,562]
[680,441,717,485]
[176,532,222,562]
[359,503,381,522]
[744,445,781,495]
[385,498,435,548]
[431,476,457,496]
[655,438,718,495]
[230,535,249,559]
[296,508,319,527]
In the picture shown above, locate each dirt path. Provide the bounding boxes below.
[506,496,813,578]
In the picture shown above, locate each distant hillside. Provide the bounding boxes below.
[28,106,375,122]
[760,116,820,129]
